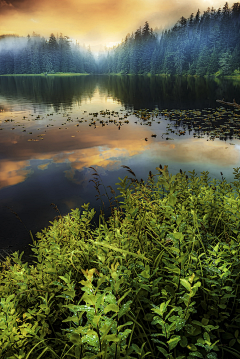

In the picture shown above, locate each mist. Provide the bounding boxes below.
[0,35,30,54]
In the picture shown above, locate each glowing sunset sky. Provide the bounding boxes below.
[0,0,235,53]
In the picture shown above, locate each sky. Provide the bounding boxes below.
[0,0,236,54]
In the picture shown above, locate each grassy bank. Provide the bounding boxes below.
[1,165,240,359]
[1,72,240,80]
[223,75,240,81]
[0,73,90,76]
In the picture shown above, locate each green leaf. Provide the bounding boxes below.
[192,281,201,289]
[159,299,171,316]
[96,276,107,290]
[118,300,132,319]
[140,265,151,279]
[104,304,119,314]
[105,292,117,304]
[187,344,198,351]
[114,276,125,293]
[117,321,133,331]
[68,332,82,345]
[175,317,186,331]
[180,336,188,347]
[229,338,236,347]
[101,322,115,342]
[167,335,181,351]
[222,286,233,292]
[143,313,154,321]
[118,328,132,339]
[104,334,120,342]
[206,353,218,359]
[88,239,149,261]
[156,346,169,357]
[165,285,176,297]
[92,315,101,327]
[192,320,203,327]
[56,290,76,300]
[203,332,210,343]
[151,317,165,328]
[5,294,15,304]
[169,194,177,207]
[222,332,234,339]
[176,215,183,226]
[165,308,176,322]
[180,278,191,292]
[118,288,131,305]
[59,275,71,284]
[95,293,105,311]
[188,352,204,358]
[201,318,209,326]
[131,343,141,355]
[62,315,81,324]
[81,293,96,306]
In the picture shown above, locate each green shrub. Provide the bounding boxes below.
[1,165,240,358]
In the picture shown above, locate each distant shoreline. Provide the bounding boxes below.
[0,72,90,76]
[0,73,240,80]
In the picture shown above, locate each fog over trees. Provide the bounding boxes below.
[0,2,240,76]
[0,32,97,74]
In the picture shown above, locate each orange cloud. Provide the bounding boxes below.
[1,134,240,190]
[38,162,50,170]
[0,0,232,52]
[0,159,32,189]
[1,109,240,191]
[0,121,150,189]
[149,138,240,167]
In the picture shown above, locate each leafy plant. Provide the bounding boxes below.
[1,164,240,358]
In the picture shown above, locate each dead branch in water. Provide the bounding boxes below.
[216,98,240,109]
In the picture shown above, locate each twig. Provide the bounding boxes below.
[216,98,240,109]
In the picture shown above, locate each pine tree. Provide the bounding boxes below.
[230,44,240,73]
[196,46,211,76]
[207,49,219,74]
[219,50,232,75]
[13,50,23,74]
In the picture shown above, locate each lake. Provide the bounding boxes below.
[1,74,240,265]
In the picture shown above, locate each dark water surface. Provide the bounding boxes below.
[1,74,240,265]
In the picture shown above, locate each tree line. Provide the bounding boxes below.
[0,33,97,75]
[0,2,240,77]
[99,2,240,76]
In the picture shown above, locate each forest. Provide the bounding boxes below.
[0,33,97,75]
[0,1,240,77]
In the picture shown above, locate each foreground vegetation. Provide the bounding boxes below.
[1,165,240,359]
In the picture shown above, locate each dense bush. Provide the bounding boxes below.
[1,165,240,358]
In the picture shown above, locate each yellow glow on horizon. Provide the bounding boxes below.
[106,41,121,48]
[0,0,236,53]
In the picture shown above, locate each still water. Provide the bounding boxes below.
[1,74,240,264]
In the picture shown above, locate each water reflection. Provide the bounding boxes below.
[0,74,240,111]
[1,74,240,265]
